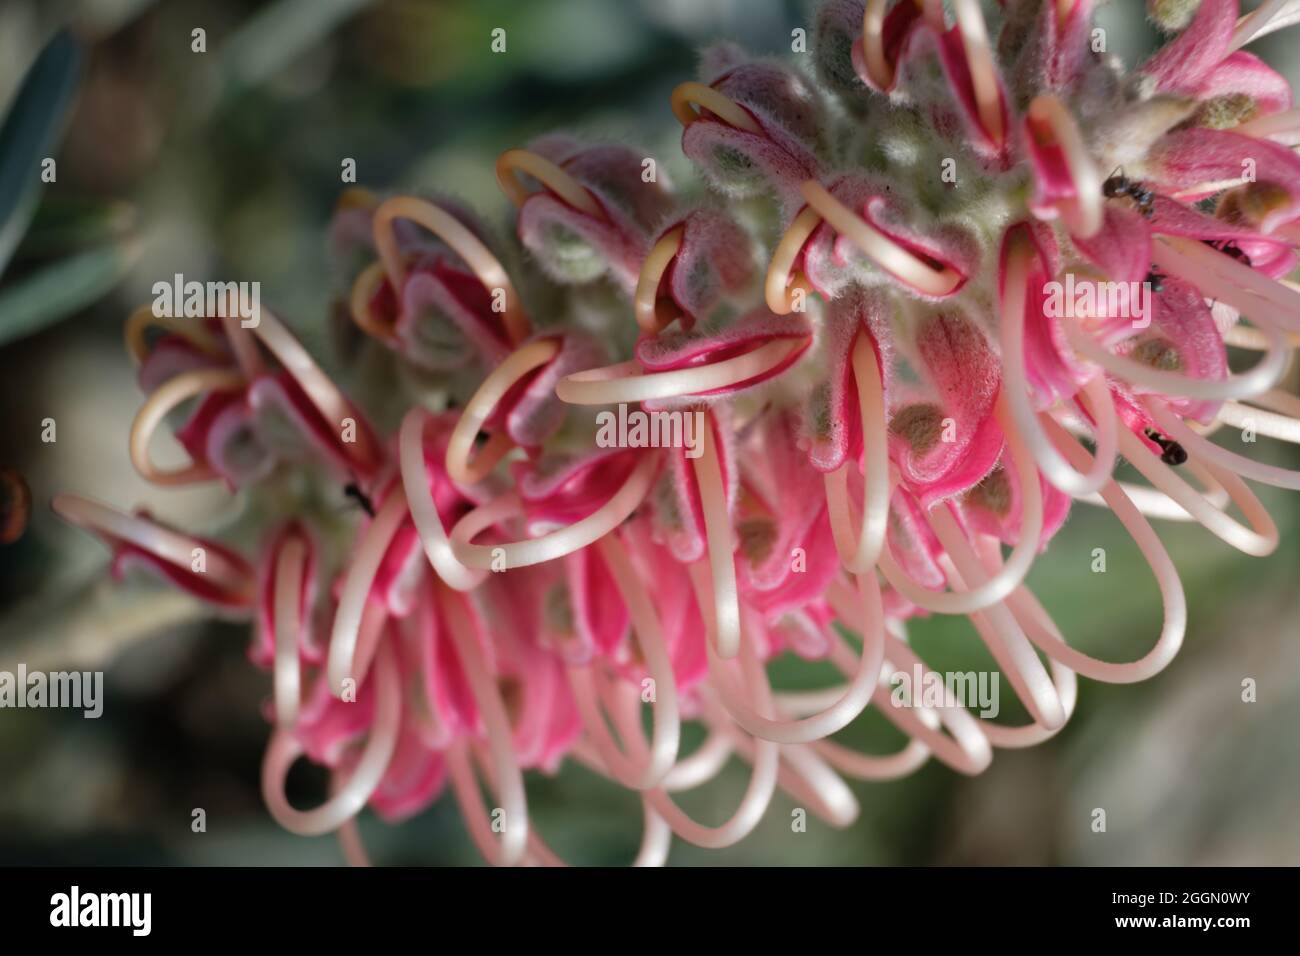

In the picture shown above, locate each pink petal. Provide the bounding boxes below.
[1151,127,1300,233]
[651,409,735,564]
[1141,0,1238,95]
[1072,204,1153,285]
[621,519,709,693]
[516,136,673,293]
[933,22,1012,158]
[293,672,377,767]
[1114,274,1229,423]
[247,372,380,482]
[802,174,978,299]
[657,207,754,325]
[765,602,836,661]
[680,48,825,214]
[251,521,323,670]
[960,460,1072,551]
[1196,51,1293,116]
[852,0,928,95]
[804,285,894,473]
[890,309,1005,506]
[634,308,812,408]
[886,486,946,596]
[502,331,605,449]
[999,222,1087,408]
[563,544,630,663]
[396,255,511,371]
[367,716,449,823]
[109,513,255,612]
[736,411,841,617]
[137,331,230,393]
[515,447,644,531]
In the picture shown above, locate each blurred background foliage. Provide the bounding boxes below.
[0,0,1297,865]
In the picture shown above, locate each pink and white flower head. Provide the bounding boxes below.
[55,0,1300,864]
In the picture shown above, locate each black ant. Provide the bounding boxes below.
[1145,267,1165,295]
[1103,169,1156,219]
[1144,427,1187,466]
[343,481,376,517]
[1203,239,1252,267]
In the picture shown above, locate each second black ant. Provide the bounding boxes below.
[343,481,376,517]
[1103,169,1156,219]
[1144,427,1187,467]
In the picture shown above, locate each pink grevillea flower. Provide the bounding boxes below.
[53,0,1300,865]
[125,304,384,489]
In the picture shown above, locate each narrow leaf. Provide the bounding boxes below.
[0,28,83,280]
[0,240,138,347]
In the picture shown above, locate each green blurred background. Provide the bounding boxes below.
[0,0,1298,865]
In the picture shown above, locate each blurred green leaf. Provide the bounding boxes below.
[14,196,136,257]
[0,28,83,281]
[0,574,206,673]
[0,240,138,347]
[218,0,373,101]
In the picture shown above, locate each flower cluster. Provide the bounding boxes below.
[55,0,1300,865]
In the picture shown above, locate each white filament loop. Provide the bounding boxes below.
[845,620,994,775]
[635,227,686,336]
[522,795,672,867]
[953,0,1005,147]
[261,639,401,837]
[273,534,308,729]
[252,307,384,474]
[445,337,560,486]
[707,571,884,744]
[860,0,898,91]
[1235,106,1300,142]
[334,772,374,867]
[1145,397,1300,490]
[669,81,764,134]
[221,314,267,383]
[640,617,781,849]
[129,368,248,485]
[1062,312,1288,403]
[765,205,822,315]
[1000,238,1118,496]
[859,0,945,92]
[929,520,1066,731]
[800,180,963,297]
[876,396,1045,614]
[496,148,605,218]
[959,572,1078,750]
[1155,235,1300,335]
[440,584,530,867]
[724,724,860,828]
[124,305,225,366]
[564,532,681,790]
[327,487,410,696]
[824,333,892,571]
[692,418,742,659]
[398,407,486,591]
[448,453,658,570]
[51,493,256,605]
[658,727,734,792]
[1229,0,1298,52]
[1026,95,1103,239]
[590,625,779,846]
[1113,414,1279,556]
[554,337,808,406]
[1018,418,1189,683]
[370,195,530,346]
[1217,396,1300,444]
